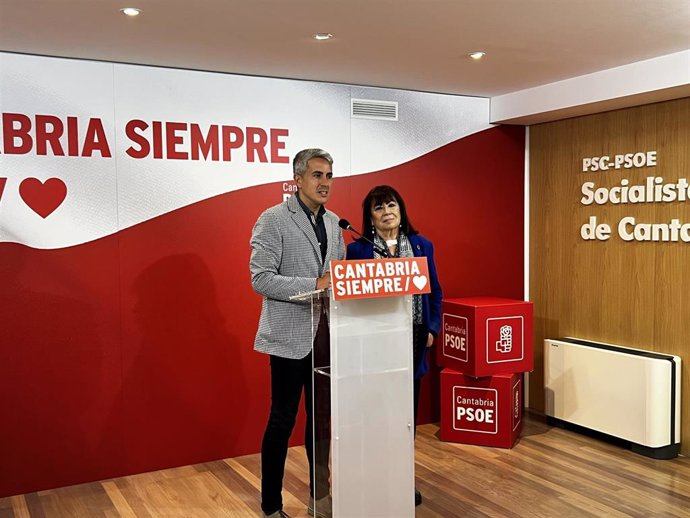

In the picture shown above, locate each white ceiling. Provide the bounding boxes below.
[1,0,689,99]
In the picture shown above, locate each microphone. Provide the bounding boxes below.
[339,219,390,258]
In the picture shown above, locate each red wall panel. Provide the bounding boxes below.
[0,240,125,496]
[0,125,524,496]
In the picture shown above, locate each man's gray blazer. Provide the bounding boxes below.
[250,193,345,359]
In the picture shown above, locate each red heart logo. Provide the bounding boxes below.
[19,178,67,218]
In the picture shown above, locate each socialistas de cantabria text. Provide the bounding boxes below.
[579,151,690,243]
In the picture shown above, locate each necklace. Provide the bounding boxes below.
[385,239,397,246]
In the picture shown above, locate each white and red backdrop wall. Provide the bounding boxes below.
[0,52,524,497]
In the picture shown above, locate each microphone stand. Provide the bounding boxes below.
[339,220,390,258]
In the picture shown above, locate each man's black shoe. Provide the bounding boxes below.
[415,488,422,506]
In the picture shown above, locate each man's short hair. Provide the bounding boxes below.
[293,148,333,177]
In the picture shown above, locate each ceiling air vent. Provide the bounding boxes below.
[351,99,398,121]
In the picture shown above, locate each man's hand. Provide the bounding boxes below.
[316,271,331,290]
[427,333,434,347]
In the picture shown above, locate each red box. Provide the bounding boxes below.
[438,297,533,377]
[440,368,523,448]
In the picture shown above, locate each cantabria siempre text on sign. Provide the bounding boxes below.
[331,258,431,301]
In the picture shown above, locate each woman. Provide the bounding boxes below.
[346,185,442,507]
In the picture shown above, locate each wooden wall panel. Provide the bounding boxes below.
[529,98,690,456]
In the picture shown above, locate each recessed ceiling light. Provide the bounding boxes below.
[468,51,486,60]
[120,7,142,17]
[312,33,334,41]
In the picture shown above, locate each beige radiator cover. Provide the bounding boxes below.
[544,338,681,448]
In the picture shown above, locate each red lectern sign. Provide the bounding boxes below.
[331,257,430,301]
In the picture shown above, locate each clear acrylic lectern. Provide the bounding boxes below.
[294,287,415,517]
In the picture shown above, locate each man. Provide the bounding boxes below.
[250,148,345,518]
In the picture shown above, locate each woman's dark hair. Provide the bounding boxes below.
[361,185,418,237]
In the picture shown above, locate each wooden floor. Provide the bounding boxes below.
[2,414,690,518]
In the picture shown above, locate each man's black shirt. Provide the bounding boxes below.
[296,192,327,262]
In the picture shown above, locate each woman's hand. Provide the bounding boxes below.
[427,333,434,347]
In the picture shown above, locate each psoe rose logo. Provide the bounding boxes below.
[486,316,524,364]
[496,324,513,353]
